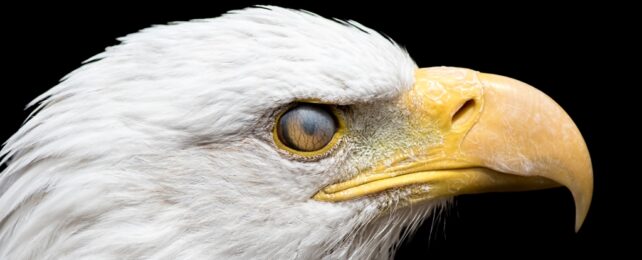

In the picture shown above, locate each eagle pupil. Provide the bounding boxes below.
[302,119,318,135]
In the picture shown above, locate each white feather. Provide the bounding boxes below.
[0,6,444,259]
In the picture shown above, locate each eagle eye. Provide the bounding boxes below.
[274,103,343,156]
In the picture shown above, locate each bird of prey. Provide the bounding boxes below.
[0,6,592,259]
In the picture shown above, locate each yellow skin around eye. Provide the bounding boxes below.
[273,105,346,158]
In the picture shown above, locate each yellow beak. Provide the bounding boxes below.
[313,67,593,231]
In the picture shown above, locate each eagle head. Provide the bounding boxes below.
[0,6,592,259]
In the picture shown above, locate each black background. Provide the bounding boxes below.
[1,1,634,258]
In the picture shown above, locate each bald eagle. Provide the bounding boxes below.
[0,6,592,259]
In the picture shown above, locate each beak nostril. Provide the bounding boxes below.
[452,99,476,128]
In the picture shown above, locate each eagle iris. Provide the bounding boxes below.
[277,104,338,152]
